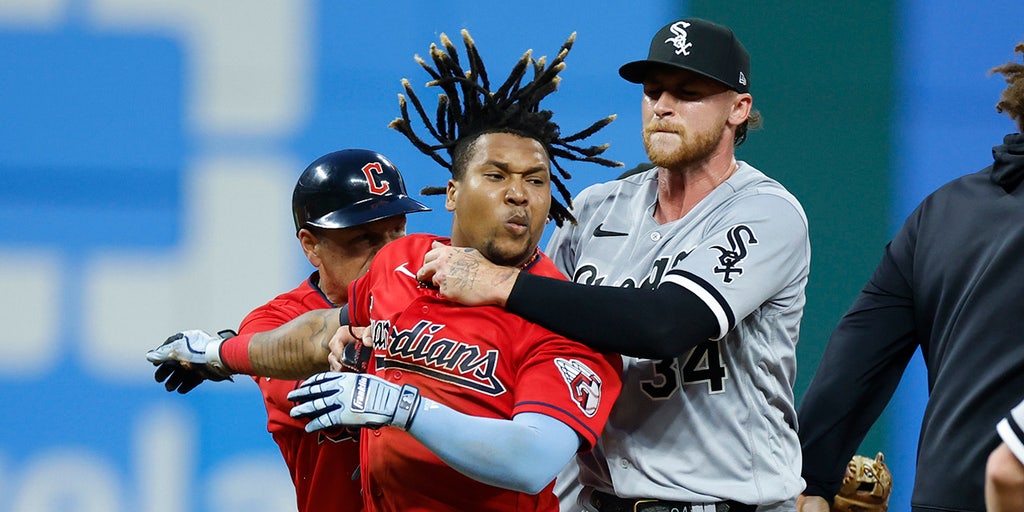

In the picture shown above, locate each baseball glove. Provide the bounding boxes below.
[832,452,892,512]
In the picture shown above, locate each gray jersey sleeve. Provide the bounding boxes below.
[660,190,810,339]
[997,398,1024,464]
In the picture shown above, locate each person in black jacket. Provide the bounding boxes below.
[798,40,1024,512]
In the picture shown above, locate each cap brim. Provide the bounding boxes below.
[619,59,738,91]
[310,195,431,230]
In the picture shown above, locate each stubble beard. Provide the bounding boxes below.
[480,238,534,268]
[642,119,725,170]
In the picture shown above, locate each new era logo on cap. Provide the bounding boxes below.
[619,17,750,94]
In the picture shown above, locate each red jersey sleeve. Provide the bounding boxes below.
[510,253,622,450]
[510,323,622,451]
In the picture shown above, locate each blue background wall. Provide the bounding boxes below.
[0,1,1020,510]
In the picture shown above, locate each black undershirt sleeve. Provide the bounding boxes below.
[505,272,720,359]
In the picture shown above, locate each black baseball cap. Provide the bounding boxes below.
[619,18,750,93]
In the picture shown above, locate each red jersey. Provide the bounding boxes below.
[237,275,362,512]
[348,234,622,512]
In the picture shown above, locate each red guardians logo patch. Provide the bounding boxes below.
[554,358,603,417]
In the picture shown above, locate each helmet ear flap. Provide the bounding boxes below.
[292,149,430,232]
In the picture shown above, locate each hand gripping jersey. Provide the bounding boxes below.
[236,276,362,512]
[347,234,622,512]
[548,162,809,507]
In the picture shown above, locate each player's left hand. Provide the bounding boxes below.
[146,329,236,393]
[418,240,519,306]
[288,372,420,432]
[327,324,371,372]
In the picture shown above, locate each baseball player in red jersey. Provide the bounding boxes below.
[339,230,619,511]
[147,148,429,512]
[285,31,624,511]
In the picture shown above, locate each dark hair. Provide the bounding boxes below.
[389,30,623,226]
[735,109,763,146]
[990,42,1024,130]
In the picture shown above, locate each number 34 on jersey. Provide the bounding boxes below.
[640,339,728,398]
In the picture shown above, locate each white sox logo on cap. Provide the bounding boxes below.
[665,21,693,56]
[554,358,602,417]
[619,18,751,94]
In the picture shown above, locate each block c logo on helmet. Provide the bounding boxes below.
[362,161,392,195]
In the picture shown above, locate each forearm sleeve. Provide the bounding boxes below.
[409,403,580,494]
[505,272,720,358]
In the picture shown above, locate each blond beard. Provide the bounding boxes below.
[642,118,726,170]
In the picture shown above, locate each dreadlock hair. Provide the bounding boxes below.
[388,29,623,226]
[990,42,1024,131]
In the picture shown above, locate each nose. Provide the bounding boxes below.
[649,92,673,119]
[505,179,527,205]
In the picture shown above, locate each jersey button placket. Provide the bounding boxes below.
[619,457,630,469]
[649,231,661,242]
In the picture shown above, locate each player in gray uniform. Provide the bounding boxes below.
[548,160,807,509]
[418,18,808,511]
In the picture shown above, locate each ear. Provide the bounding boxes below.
[297,228,323,267]
[728,92,753,126]
[445,179,458,212]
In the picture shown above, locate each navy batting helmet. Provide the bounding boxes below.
[292,149,430,232]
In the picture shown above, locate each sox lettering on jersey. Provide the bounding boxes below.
[572,250,690,289]
[384,319,506,396]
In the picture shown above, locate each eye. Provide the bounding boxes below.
[356,232,384,246]
[666,84,701,98]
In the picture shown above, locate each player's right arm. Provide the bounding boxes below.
[239,307,357,379]
[418,242,720,359]
[420,191,809,359]
[147,307,363,392]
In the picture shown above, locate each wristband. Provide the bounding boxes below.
[217,330,256,375]
[203,329,235,376]
[392,384,421,431]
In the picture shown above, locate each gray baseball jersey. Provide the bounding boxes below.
[548,162,808,508]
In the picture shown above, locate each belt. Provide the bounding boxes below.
[589,489,757,512]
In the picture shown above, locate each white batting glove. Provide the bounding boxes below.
[288,372,421,432]
[146,329,236,393]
